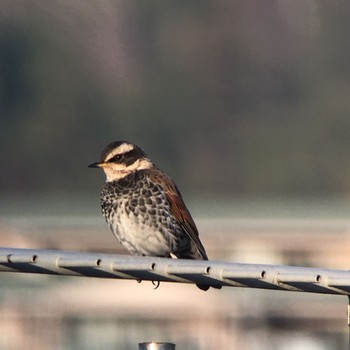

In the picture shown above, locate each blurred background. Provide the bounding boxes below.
[1,0,350,349]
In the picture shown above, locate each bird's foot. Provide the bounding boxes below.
[152,280,160,289]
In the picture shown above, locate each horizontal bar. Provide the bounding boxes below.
[0,253,38,264]
[112,261,155,272]
[166,264,210,276]
[58,257,102,268]
[1,246,350,295]
[327,277,350,292]
[221,268,266,280]
[276,272,322,284]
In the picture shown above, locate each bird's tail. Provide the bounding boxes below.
[175,253,222,291]
[196,283,222,291]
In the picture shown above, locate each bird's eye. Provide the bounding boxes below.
[110,154,123,162]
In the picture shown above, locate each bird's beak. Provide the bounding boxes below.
[88,162,107,168]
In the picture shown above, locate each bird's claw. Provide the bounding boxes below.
[152,280,160,289]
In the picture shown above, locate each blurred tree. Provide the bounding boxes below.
[1,0,350,198]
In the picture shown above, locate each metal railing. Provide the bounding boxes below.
[0,246,350,295]
[2,246,350,348]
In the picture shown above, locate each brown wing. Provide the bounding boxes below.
[149,168,208,260]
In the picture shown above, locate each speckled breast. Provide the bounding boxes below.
[100,170,179,256]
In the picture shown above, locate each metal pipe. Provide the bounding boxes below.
[2,246,350,295]
[138,342,175,350]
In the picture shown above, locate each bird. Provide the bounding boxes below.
[88,140,219,291]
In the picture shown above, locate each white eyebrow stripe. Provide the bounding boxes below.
[104,143,134,162]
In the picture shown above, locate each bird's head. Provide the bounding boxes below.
[88,141,153,182]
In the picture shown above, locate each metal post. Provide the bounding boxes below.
[348,296,350,350]
[138,342,176,350]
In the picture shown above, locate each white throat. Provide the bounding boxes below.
[103,158,153,182]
